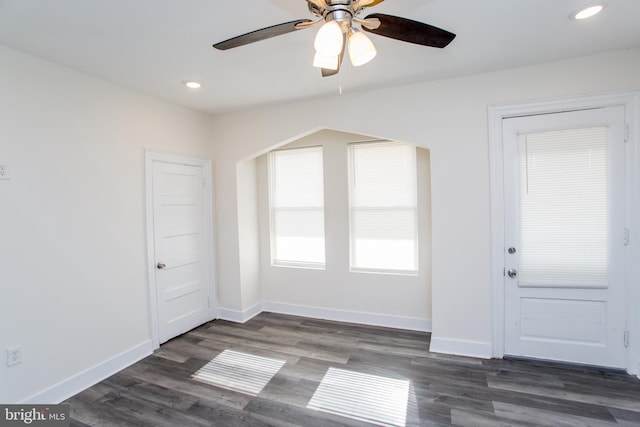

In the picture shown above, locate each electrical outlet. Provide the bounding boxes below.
[7,346,22,367]
[0,164,9,180]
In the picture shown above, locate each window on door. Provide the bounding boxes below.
[348,141,418,274]
[268,146,326,268]
[518,127,609,286]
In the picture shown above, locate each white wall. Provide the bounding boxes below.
[0,45,212,403]
[209,48,640,357]
[236,158,261,315]
[254,130,433,330]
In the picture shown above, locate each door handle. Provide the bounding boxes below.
[157,262,166,270]
[507,268,517,278]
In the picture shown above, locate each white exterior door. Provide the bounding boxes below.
[503,107,627,368]
[151,159,212,344]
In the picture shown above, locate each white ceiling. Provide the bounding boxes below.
[0,0,638,115]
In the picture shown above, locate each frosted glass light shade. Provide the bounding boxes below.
[313,52,339,70]
[314,21,344,56]
[348,30,377,66]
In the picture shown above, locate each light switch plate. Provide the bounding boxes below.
[0,164,10,180]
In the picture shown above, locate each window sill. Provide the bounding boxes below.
[271,261,326,271]
[349,268,418,277]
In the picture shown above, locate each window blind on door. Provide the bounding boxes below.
[269,146,326,268]
[518,127,608,286]
[348,141,418,273]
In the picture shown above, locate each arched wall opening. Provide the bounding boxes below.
[235,128,433,331]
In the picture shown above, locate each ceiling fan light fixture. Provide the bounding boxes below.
[348,30,377,67]
[314,20,344,56]
[313,52,340,70]
[572,4,606,20]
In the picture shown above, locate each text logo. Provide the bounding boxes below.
[1,405,69,427]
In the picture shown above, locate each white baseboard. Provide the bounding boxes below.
[23,340,153,404]
[217,302,263,323]
[429,336,492,359]
[262,301,432,332]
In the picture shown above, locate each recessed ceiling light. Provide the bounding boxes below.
[572,4,606,20]
[184,81,202,89]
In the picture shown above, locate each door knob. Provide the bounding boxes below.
[508,247,517,254]
[507,268,517,278]
[157,262,166,270]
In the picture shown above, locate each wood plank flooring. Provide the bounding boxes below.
[65,313,640,426]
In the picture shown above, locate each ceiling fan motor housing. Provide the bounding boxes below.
[309,0,356,22]
[327,9,353,31]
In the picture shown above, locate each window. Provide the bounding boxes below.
[518,127,608,286]
[348,141,418,273]
[268,146,325,268]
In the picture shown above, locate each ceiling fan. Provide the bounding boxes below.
[212,0,456,77]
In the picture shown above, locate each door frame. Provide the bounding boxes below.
[145,149,218,349]
[488,90,640,375]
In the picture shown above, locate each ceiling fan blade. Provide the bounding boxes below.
[295,19,324,30]
[362,13,455,48]
[213,19,313,50]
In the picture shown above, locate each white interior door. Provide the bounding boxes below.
[152,160,211,344]
[503,107,627,368]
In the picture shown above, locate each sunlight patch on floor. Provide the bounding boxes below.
[191,349,286,396]
[307,367,410,427]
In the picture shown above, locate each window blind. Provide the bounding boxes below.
[518,127,608,286]
[269,146,325,267]
[348,141,418,273]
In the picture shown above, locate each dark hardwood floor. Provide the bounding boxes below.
[65,313,640,426]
